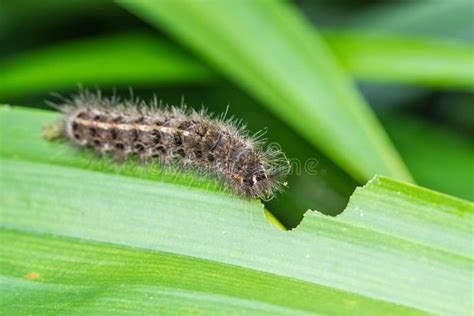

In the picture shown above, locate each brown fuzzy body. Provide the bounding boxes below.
[54,91,289,199]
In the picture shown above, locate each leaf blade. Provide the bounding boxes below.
[0,33,212,100]
[1,107,472,314]
[2,31,472,102]
[326,31,474,90]
[0,229,424,315]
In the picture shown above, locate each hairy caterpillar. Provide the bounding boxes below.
[45,90,290,200]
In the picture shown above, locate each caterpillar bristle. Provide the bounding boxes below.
[46,89,290,200]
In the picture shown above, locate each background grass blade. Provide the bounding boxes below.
[325,31,474,90]
[118,0,412,183]
[1,106,472,314]
[382,113,474,201]
[2,31,472,102]
[0,33,212,100]
[348,0,474,41]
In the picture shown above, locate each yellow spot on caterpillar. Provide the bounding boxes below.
[74,118,191,136]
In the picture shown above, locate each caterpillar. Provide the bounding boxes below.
[45,90,290,200]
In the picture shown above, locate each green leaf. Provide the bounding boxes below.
[348,0,474,42]
[382,113,474,201]
[1,106,472,314]
[325,31,474,90]
[2,31,472,103]
[0,33,212,100]
[118,0,412,183]
[2,229,417,315]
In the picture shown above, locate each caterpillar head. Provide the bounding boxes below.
[234,148,290,200]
